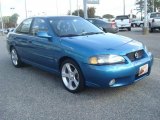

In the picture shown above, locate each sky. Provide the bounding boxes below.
[1,0,136,23]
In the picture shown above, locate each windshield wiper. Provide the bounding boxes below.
[60,32,104,37]
[80,32,104,36]
[60,34,80,37]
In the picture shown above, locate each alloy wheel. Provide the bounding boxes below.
[61,63,80,91]
[11,49,18,66]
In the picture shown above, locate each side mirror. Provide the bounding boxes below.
[36,31,52,39]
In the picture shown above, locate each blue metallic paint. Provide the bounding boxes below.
[7,16,153,88]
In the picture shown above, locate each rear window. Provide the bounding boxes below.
[95,19,107,24]
[150,13,160,18]
[115,16,129,20]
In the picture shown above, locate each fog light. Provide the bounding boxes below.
[109,79,115,86]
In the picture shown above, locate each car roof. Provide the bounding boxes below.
[116,15,129,17]
[87,18,100,20]
[27,15,80,19]
[87,18,105,21]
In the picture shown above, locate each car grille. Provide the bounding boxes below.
[127,50,144,61]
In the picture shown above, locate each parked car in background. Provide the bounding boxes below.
[115,15,131,31]
[87,18,118,33]
[131,19,144,27]
[7,16,153,93]
[102,18,109,22]
[148,12,160,32]
[4,28,15,34]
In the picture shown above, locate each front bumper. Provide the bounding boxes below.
[80,53,153,88]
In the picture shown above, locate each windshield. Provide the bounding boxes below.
[116,16,129,20]
[48,17,103,37]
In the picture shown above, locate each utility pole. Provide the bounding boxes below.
[25,0,27,18]
[143,0,148,35]
[130,9,133,19]
[83,0,88,19]
[0,0,4,35]
[153,0,154,12]
[77,0,79,16]
[123,0,126,15]
[140,0,143,20]
[69,0,72,15]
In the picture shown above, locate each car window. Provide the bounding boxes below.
[94,19,106,24]
[30,18,48,36]
[116,16,129,20]
[150,13,160,18]
[49,17,102,36]
[16,18,32,34]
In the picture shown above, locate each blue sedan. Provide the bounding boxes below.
[7,16,153,93]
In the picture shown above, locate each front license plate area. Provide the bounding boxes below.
[138,64,148,76]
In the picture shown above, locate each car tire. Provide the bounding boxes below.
[140,24,144,28]
[128,27,131,31]
[11,47,23,68]
[60,59,85,93]
[149,23,153,33]
[133,24,136,28]
[149,28,154,33]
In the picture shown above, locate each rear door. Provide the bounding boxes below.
[13,18,33,60]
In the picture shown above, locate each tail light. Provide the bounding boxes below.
[111,22,116,28]
[152,19,155,23]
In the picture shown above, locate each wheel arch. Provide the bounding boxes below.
[9,45,14,53]
[58,56,80,70]
[58,56,86,92]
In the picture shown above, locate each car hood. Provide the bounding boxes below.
[60,33,143,57]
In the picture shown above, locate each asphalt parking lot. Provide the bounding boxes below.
[0,29,160,120]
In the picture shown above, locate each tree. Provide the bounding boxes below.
[136,0,160,20]
[67,10,72,15]
[87,7,96,18]
[102,14,114,19]
[72,9,84,18]
[135,0,144,20]
[154,0,160,11]
[2,16,10,28]
[70,7,96,18]
[9,13,19,27]
[1,13,19,28]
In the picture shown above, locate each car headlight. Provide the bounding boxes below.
[89,55,125,65]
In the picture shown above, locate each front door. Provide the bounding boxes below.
[28,18,57,69]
